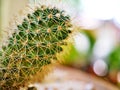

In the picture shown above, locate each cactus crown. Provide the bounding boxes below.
[0,5,72,89]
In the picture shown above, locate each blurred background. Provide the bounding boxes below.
[0,0,120,89]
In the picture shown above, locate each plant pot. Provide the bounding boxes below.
[31,65,119,90]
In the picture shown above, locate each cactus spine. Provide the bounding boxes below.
[0,4,72,90]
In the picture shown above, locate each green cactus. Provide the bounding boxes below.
[0,5,72,89]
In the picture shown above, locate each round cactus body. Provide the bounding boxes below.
[0,5,72,89]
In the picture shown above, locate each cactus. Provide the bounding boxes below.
[0,4,72,90]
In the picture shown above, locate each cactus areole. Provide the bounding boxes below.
[0,5,72,89]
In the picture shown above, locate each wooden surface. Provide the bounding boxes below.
[43,65,119,90]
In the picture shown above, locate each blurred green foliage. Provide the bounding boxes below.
[108,45,120,71]
[82,30,96,54]
[61,30,96,68]
[61,44,85,66]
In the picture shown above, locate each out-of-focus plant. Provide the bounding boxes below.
[107,45,120,85]
[58,43,85,67]
[108,45,120,71]
[58,30,96,69]
[83,30,96,54]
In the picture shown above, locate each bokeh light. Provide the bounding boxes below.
[93,59,108,76]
